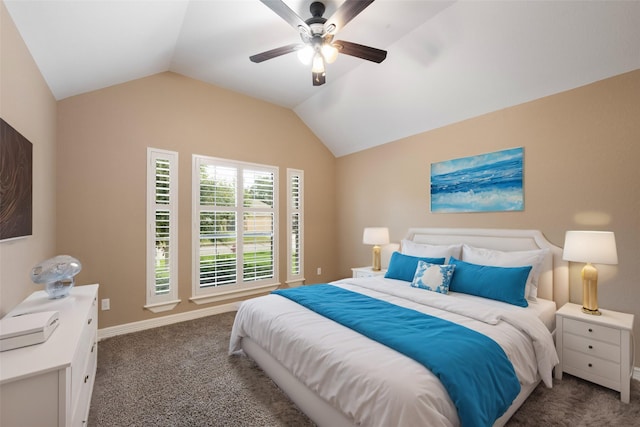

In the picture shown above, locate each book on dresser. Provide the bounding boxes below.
[0,284,99,427]
[0,310,60,351]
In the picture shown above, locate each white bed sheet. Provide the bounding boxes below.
[229,277,559,427]
[525,297,557,332]
[424,282,557,332]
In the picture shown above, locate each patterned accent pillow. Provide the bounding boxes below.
[411,261,456,294]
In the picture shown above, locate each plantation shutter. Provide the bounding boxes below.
[242,169,275,281]
[146,148,178,311]
[198,164,237,287]
[288,170,303,280]
[154,157,171,295]
[194,156,278,295]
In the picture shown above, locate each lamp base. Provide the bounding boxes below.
[581,263,600,315]
[581,306,602,316]
[372,245,382,271]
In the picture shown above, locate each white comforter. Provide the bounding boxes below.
[229,277,559,427]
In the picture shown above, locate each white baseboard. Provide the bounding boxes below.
[98,302,239,341]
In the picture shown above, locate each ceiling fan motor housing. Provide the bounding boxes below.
[309,2,326,20]
[307,2,327,36]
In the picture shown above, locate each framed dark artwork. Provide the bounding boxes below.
[1,118,33,241]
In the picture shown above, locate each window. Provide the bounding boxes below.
[192,155,279,304]
[287,169,304,285]
[145,148,179,312]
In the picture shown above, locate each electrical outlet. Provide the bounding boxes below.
[101,298,110,311]
[317,267,322,275]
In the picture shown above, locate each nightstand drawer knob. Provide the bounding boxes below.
[588,328,593,332]
[588,345,593,349]
[588,363,593,368]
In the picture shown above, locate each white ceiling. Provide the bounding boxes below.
[4,1,640,157]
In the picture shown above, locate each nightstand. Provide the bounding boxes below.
[555,302,635,403]
[351,266,387,278]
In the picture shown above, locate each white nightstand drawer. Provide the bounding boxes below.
[351,267,387,278]
[562,332,620,363]
[563,348,621,383]
[563,318,620,345]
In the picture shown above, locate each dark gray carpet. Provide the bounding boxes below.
[89,312,640,426]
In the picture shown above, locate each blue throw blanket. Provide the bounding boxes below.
[273,285,520,427]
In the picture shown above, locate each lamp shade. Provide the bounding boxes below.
[562,231,618,265]
[363,227,390,246]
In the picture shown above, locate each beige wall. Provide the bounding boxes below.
[56,72,338,328]
[337,69,640,349]
[0,2,57,316]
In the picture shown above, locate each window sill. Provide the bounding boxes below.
[189,282,281,305]
[144,299,181,313]
[285,278,306,287]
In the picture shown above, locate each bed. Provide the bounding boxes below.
[229,228,569,427]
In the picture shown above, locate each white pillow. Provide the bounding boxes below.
[461,244,548,300]
[401,240,462,263]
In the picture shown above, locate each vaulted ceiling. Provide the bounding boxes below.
[4,1,640,157]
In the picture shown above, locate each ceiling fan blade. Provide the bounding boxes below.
[312,72,326,86]
[250,43,300,63]
[260,0,310,34]
[325,0,375,34]
[334,40,387,63]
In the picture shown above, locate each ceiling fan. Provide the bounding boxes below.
[250,0,387,86]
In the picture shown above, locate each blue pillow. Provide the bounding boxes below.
[448,257,531,307]
[411,261,456,294]
[384,252,446,282]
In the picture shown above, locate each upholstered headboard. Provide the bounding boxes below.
[403,228,569,308]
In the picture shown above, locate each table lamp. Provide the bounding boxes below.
[363,227,390,271]
[562,231,618,315]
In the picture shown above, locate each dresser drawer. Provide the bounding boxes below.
[72,339,97,427]
[71,297,98,423]
[563,332,620,363]
[563,318,620,345]
[563,348,620,383]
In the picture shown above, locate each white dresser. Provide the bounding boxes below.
[0,284,99,426]
[555,302,634,403]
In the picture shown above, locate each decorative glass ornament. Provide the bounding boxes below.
[31,255,82,299]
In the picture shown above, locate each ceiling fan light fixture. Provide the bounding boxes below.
[311,53,325,73]
[297,45,314,65]
[297,25,310,37]
[321,43,339,63]
[309,23,325,35]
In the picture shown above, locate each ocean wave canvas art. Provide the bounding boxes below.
[430,147,523,213]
